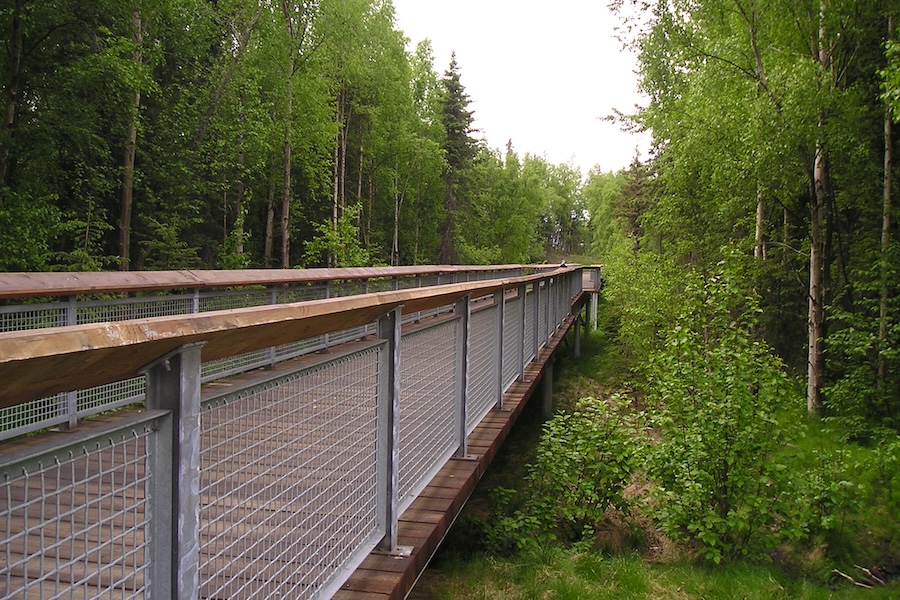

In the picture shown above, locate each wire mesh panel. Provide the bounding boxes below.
[0,417,157,599]
[77,378,145,417]
[199,289,270,312]
[198,346,382,600]
[0,302,67,332]
[467,305,498,434]
[0,396,68,440]
[397,320,458,509]
[524,287,536,364]
[77,294,194,324]
[502,294,522,391]
[539,283,548,348]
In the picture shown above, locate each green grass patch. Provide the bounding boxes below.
[411,547,899,599]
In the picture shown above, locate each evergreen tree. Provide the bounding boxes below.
[438,52,477,264]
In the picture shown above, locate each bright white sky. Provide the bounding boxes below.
[390,0,650,176]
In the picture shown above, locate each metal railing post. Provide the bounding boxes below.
[493,290,504,409]
[267,286,277,368]
[376,307,404,553]
[533,281,541,357]
[322,282,331,351]
[61,296,78,430]
[455,295,471,458]
[143,342,205,600]
[544,279,551,342]
[517,284,527,380]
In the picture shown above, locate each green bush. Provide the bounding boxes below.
[488,395,639,552]
[642,266,811,564]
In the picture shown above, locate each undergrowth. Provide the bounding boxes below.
[410,295,900,598]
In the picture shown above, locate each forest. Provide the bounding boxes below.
[419,0,900,596]
[0,0,588,272]
[3,0,900,595]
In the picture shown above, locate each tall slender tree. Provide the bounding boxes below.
[438,53,476,264]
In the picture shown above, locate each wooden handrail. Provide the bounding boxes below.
[0,264,563,300]
[0,268,578,410]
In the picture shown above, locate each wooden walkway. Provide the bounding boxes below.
[334,315,575,599]
[2,313,578,600]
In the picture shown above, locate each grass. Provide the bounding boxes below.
[412,547,899,599]
[408,299,900,599]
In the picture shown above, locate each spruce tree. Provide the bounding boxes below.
[439,53,476,263]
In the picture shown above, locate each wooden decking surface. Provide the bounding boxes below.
[334,315,576,600]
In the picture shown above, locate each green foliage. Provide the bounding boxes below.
[489,396,638,552]
[642,262,809,564]
[883,31,900,122]
[0,190,59,271]
[824,244,900,438]
[412,544,900,599]
[303,203,378,267]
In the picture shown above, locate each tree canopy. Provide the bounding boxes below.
[0,0,590,272]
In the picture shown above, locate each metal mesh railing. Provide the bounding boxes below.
[397,320,459,509]
[0,268,587,600]
[0,416,158,600]
[524,287,536,364]
[0,270,527,441]
[502,293,523,391]
[467,304,498,434]
[198,346,382,600]
[539,283,548,347]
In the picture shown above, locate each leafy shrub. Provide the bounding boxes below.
[488,395,639,552]
[642,265,810,563]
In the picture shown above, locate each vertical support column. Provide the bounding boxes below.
[517,284,527,381]
[455,295,471,458]
[493,290,505,409]
[191,288,200,314]
[143,343,205,600]
[582,302,589,340]
[62,296,78,430]
[574,311,582,359]
[541,360,554,419]
[376,307,404,553]
[591,292,599,332]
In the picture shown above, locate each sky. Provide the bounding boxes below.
[390,0,651,176]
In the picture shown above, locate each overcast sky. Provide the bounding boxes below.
[390,0,650,176]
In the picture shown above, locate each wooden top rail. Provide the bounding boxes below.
[0,268,580,410]
[0,264,562,300]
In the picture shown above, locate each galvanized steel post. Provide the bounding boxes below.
[533,282,540,359]
[517,284,527,381]
[455,295,471,458]
[62,296,78,430]
[493,290,504,409]
[143,342,205,600]
[377,307,402,552]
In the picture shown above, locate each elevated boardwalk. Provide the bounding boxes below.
[336,324,573,599]
[0,265,599,599]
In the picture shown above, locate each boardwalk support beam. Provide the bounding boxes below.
[541,359,554,420]
[143,342,205,600]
